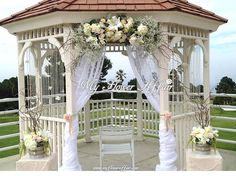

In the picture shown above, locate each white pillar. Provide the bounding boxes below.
[203,37,210,102]
[155,25,177,171]
[57,24,81,171]
[155,53,177,171]
[18,41,33,139]
[136,83,143,141]
[17,40,25,140]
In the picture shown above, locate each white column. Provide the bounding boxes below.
[56,24,81,171]
[136,83,143,141]
[155,25,177,171]
[17,40,25,140]
[203,37,210,102]
[155,56,177,171]
[18,41,33,139]
[84,100,92,142]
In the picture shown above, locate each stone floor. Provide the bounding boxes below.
[0,136,236,171]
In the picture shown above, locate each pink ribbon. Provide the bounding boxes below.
[164,112,172,131]
[64,114,73,135]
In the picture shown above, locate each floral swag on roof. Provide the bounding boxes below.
[72,15,163,61]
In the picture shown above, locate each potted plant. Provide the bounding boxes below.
[188,96,219,153]
[19,97,51,158]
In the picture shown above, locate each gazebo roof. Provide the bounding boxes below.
[0,0,227,25]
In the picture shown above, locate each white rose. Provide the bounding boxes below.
[127,17,134,26]
[106,31,114,38]
[28,140,37,150]
[100,18,106,23]
[99,22,106,28]
[83,23,91,36]
[119,35,127,43]
[91,24,101,34]
[113,31,122,41]
[124,24,131,33]
[208,132,214,139]
[25,140,37,150]
[129,35,137,46]
[121,19,126,25]
[137,24,148,36]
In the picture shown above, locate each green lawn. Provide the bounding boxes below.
[210,108,236,151]
[0,114,19,158]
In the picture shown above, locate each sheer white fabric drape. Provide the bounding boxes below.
[127,46,176,171]
[60,51,104,171]
[127,46,160,112]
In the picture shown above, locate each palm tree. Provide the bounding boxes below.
[115,69,126,84]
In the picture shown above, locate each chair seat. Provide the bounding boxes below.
[101,143,132,155]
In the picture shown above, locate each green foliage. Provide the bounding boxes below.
[99,56,112,83]
[127,78,137,90]
[0,77,18,111]
[115,69,126,84]
[213,76,236,105]
[91,57,112,100]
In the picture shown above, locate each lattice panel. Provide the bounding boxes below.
[18,25,64,42]
[167,23,208,39]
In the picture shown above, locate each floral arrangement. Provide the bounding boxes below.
[19,97,52,157]
[189,126,218,149]
[73,15,162,59]
[20,129,52,157]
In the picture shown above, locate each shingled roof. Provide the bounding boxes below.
[0,0,228,25]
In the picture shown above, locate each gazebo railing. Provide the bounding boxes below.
[172,112,197,170]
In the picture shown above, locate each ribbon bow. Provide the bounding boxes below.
[164,112,172,131]
[64,114,73,135]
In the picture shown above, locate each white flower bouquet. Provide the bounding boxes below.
[189,126,218,150]
[20,129,52,157]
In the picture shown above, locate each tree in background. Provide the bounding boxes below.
[213,76,236,105]
[0,77,18,111]
[127,78,137,90]
[99,56,112,83]
[91,56,112,100]
[0,77,18,98]
[115,69,126,84]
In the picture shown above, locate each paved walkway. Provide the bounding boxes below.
[0,136,236,171]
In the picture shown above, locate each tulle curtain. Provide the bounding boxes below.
[127,46,177,171]
[127,46,160,112]
[60,50,105,171]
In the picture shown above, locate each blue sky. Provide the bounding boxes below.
[0,0,235,91]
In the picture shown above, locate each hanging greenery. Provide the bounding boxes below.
[72,15,163,59]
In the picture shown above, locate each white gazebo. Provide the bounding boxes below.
[0,0,227,171]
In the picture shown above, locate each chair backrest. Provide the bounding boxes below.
[99,126,133,142]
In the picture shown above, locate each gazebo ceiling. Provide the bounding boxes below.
[0,0,227,26]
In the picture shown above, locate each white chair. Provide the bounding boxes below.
[99,126,135,170]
